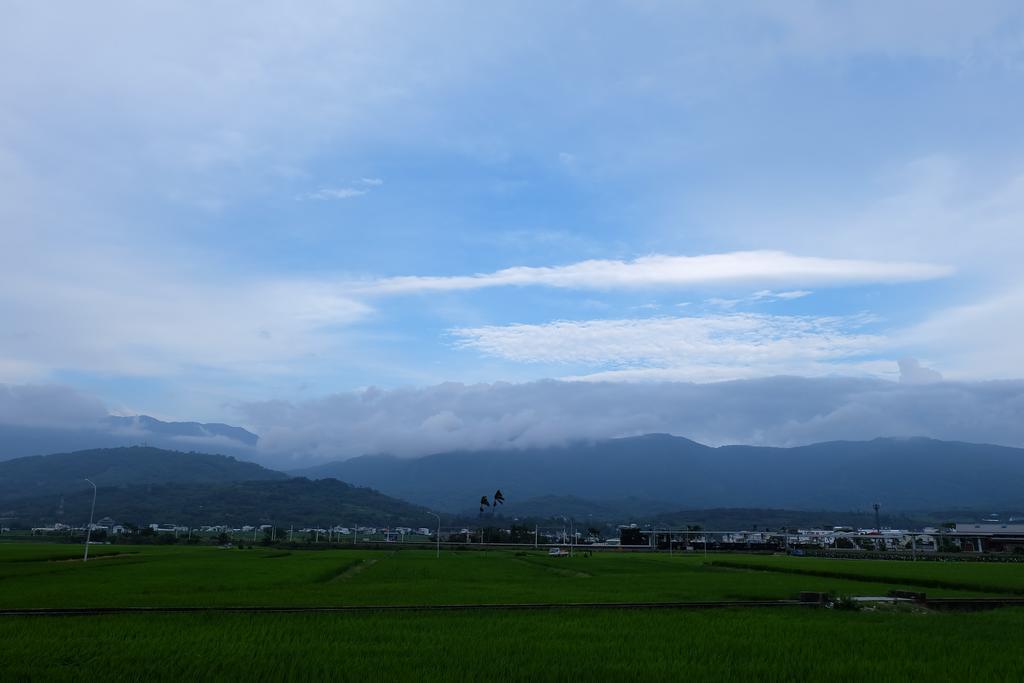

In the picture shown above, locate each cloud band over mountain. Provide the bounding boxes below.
[3,376,1023,466]
[239,375,1024,463]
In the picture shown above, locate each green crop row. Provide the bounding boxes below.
[2,543,1001,609]
[2,608,1024,681]
[709,556,1024,596]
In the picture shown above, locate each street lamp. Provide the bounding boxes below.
[427,512,441,559]
[83,479,97,562]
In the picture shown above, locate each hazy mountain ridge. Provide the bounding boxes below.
[0,415,259,462]
[105,415,258,446]
[0,446,285,503]
[293,434,1024,512]
[1,477,434,529]
[3,436,1023,525]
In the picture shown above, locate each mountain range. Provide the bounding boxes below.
[0,446,431,528]
[2,478,433,529]
[293,434,1024,513]
[0,446,282,504]
[2,434,1023,527]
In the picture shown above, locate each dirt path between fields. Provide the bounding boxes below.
[328,558,379,582]
[512,557,591,578]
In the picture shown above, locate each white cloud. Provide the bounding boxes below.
[898,358,943,385]
[722,157,1024,274]
[239,376,1024,462]
[559,360,899,384]
[706,290,812,309]
[0,359,48,384]
[300,187,368,201]
[0,247,372,381]
[368,251,951,295]
[0,383,108,428]
[5,373,1024,467]
[298,178,383,200]
[901,287,1024,380]
[752,289,812,301]
[451,313,884,381]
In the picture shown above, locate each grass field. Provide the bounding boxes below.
[2,543,1023,680]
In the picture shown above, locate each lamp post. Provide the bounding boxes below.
[427,512,440,559]
[83,479,97,562]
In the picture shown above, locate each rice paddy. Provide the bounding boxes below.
[2,542,1023,680]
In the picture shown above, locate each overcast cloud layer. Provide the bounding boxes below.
[3,375,1022,465]
[238,375,1024,463]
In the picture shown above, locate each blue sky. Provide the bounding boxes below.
[2,2,1024,454]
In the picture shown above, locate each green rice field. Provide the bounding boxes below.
[4,542,1023,608]
[2,543,1023,680]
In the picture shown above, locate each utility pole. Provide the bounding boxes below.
[560,516,574,557]
[428,512,440,559]
[83,479,97,562]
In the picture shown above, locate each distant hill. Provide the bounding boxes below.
[496,495,679,521]
[0,415,258,461]
[105,415,258,446]
[0,446,285,503]
[292,434,1024,513]
[1,477,436,529]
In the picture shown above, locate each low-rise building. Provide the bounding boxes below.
[954,522,1024,552]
